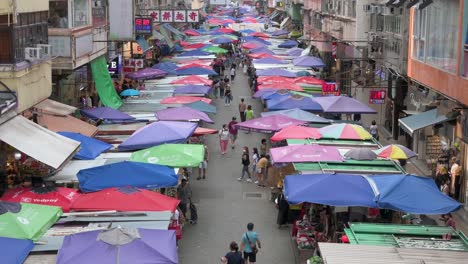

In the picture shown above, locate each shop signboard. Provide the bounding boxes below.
[123,58,144,73]
[369,90,386,104]
[148,9,199,23]
[109,0,134,41]
[92,7,106,26]
[322,82,340,96]
[161,10,174,22]
[107,56,121,75]
[134,18,153,35]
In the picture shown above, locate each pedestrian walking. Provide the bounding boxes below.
[238,146,252,182]
[240,223,261,264]
[239,98,246,122]
[255,154,269,187]
[245,105,254,120]
[260,138,268,156]
[369,120,379,140]
[276,188,289,228]
[230,66,236,81]
[251,147,259,177]
[219,124,230,155]
[220,77,228,98]
[220,241,243,264]
[228,117,238,149]
[177,178,192,218]
[197,145,209,180]
[212,79,220,98]
[225,83,233,106]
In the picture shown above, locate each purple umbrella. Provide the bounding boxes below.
[211,37,234,44]
[278,40,298,48]
[57,228,178,264]
[80,107,135,121]
[119,121,198,151]
[177,50,210,57]
[235,114,307,133]
[253,88,278,98]
[249,47,275,54]
[155,106,214,123]
[175,67,219,76]
[270,144,344,164]
[313,96,377,114]
[126,68,168,80]
[256,68,297,78]
[287,47,304,56]
[293,56,326,68]
[252,58,288,64]
[173,85,211,95]
[266,95,323,112]
[271,29,289,36]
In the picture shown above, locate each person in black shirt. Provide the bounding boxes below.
[221,241,243,264]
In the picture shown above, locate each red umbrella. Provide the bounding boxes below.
[294,76,327,86]
[257,76,295,84]
[271,125,322,142]
[250,32,269,38]
[217,28,236,33]
[161,96,212,104]
[176,63,213,70]
[1,186,79,212]
[193,127,218,136]
[71,187,180,212]
[248,53,280,59]
[184,29,201,36]
[258,83,304,91]
[181,43,206,49]
[242,43,260,49]
[171,75,213,85]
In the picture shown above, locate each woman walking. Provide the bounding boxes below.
[276,188,289,228]
[245,105,254,134]
[238,146,252,182]
[220,241,243,264]
[225,83,232,106]
[219,124,230,155]
[251,148,259,178]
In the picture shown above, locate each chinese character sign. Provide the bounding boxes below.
[161,10,173,22]
[174,10,186,22]
[322,82,340,96]
[148,10,160,22]
[369,90,386,104]
[134,18,153,35]
[187,10,199,22]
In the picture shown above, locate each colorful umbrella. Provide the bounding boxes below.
[252,58,287,64]
[261,108,331,123]
[179,42,206,49]
[258,83,304,91]
[374,144,417,160]
[248,53,280,59]
[270,145,343,164]
[250,32,269,38]
[120,89,140,96]
[319,124,373,140]
[176,63,212,70]
[185,101,217,113]
[57,228,178,264]
[287,47,304,56]
[278,40,298,48]
[119,121,198,151]
[235,115,307,133]
[193,127,218,136]
[257,76,295,84]
[173,85,211,95]
[242,42,261,49]
[57,131,112,160]
[266,95,322,111]
[1,186,79,212]
[184,29,201,36]
[171,75,213,85]
[71,186,180,212]
[80,107,135,121]
[131,144,205,168]
[344,148,378,160]
[175,67,218,76]
[313,96,377,114]
[271,29,289,36]
[161,96,212,104]
[0,201,62,240]
[253,88,280,98]
[271,125,321,142]
[249,47,275,54]
[294,76,327,86]
[155,106,214,123]
[0,237,34,264]
[177,50,211,57]
[126,68,168,80]
[202,46,228,54]
[210,37,234,44]
[257,68,297,78]
[216,28,236,33]
[152,62,178,75]
[293,56,326,68]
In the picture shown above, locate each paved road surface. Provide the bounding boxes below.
[178,71,296,263]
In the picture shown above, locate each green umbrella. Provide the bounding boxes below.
[0,201,63,240]
[202,46,228,54]
[130,144,205,167]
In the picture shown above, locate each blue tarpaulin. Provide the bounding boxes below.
[177,50,211,57]
[278,40,298,48]
[173,85,211,95]
[266,96,323,111]
[58,132,112,160]
[175,67,218,76]
[0,237,34,264]
[261,108,331,123]
[77,161,178,192]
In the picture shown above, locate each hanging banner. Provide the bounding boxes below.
[322,82,340,96]
[91,56,123,109]
[148,10,199,23]
[109,0,134,41]
[369,90,386,104]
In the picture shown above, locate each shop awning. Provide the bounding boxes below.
[34,99,77,115]
[0,115,80,169]
[398,109,453,135]
[37,112,98,137]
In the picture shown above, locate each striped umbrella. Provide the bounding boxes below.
[319,124,372,140]
[374,144,417,160]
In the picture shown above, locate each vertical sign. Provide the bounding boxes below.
[186,10,200,22]
[174,10,186,23]
[109,0,134,40]
[161,10,174,22]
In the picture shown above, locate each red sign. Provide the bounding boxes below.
[134,18,152,35]
[331,41,337,59]
[369,90,386,104]
[322,82,340,96]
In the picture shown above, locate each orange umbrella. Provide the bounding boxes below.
[161,96,212,104]
[271,125,322,142]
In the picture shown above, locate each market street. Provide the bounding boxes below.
[178,71,296,263]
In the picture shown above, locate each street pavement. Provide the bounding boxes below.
[178,71,296,263]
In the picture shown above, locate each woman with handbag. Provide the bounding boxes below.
[240,223,261,264]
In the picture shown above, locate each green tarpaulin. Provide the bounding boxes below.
[0,202,63,241]
[130,144,205,167]
[91,56,123,109]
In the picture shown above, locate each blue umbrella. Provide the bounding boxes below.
[252,58,287,64]
[177,50,211,57]
[241,36,271,45]
[240,29,255,34]
[58,132,112,160]
[120,89,140,96]
[296,71,313,77]
[81,107,135,121]
[261,108,331,123]
[287,47,304,56]
[278,40,298,48]
[293,56,326,68]
[271,29,289,36]
[0,237,34,264]
[152,62,178,75]
[175,67,218,76]
[173,85,211,95]
[266,95,323,111]
[249,47,275,54]
[185,101,217,114]
[211,37,234,44]
[77,161,179,192]
[257,68,296,77]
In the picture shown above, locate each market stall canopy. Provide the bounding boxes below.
[241,36,271,45]
[0,201,62,240]
[313,96,377,114]
[120,89,140,97]
[287,47,304,56]
[266,95,323,111]
[258,83,304,91]
[36,112,98,137]
[152,62,178,75]
[160,96,212,104]
[193,127,218,136]
[278,39,298,48]
[271,125,322,142]
[253,88,280,98]
[374,144,417,160]
[319,123,373,140]
[184,29,201,36]
[58,132,112,160]
[176,63,212,70]
[216,27,236,33]
[257,76,295,84]
[56,228,178,264]
[0,115,81,169]
[1,186,79,213]
[257,68,297,77]
[252,57,288,64]
[130,144,205,167]
[344,148,378,160]
[80,107,135,121]
[126,68,168,80]
[77,161,179,192]
[180,42,207,49]
[398,109,456,136]
[250,31,269,38]
[71,186,180,212]
[185,101,217,114]
[177,49,211,57]
[170,75,213,85]
[241,42,264,49]
[0,237,34,264]
[292,56,326,68]
[261,108,331,123]
[173,85,211,95]
[294,76,327,86]
[271,29,289,36]
[270,144,343,163]
[155,106,213,123]
[175,66,218,76]
[234,115,307,133]
[249,47,275,54]
[119,121,197,151]
[35,99,77,115]
[210,36,235,44]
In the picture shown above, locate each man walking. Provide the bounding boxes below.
[240,222,261,264]
[228,117,239,149]
[177,178,192,218]
[197,145,209,180]
[239,98,246,122]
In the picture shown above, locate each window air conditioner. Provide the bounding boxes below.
[363,4,371,12]
[25,47,41,61]
[36,44,52,59]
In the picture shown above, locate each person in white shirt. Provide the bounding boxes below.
[219,124,230,155]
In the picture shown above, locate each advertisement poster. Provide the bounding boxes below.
[369,90,386,104]
[109,0,134,40]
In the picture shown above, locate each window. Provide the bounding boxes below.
[49,0,69,28]
[349,0,356,18]
[73,0,90,27]
[412,0,459,73]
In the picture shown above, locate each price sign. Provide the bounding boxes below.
[134,17,153,35]
[369,90,386,104]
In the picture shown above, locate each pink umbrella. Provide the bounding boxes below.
[161,96,212,104]
[170,76,213,85]
[258,83,304,91]
[234,115,307,133]
[176,63,213,70]
[271,125,321,142]
[270,144,344,164]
